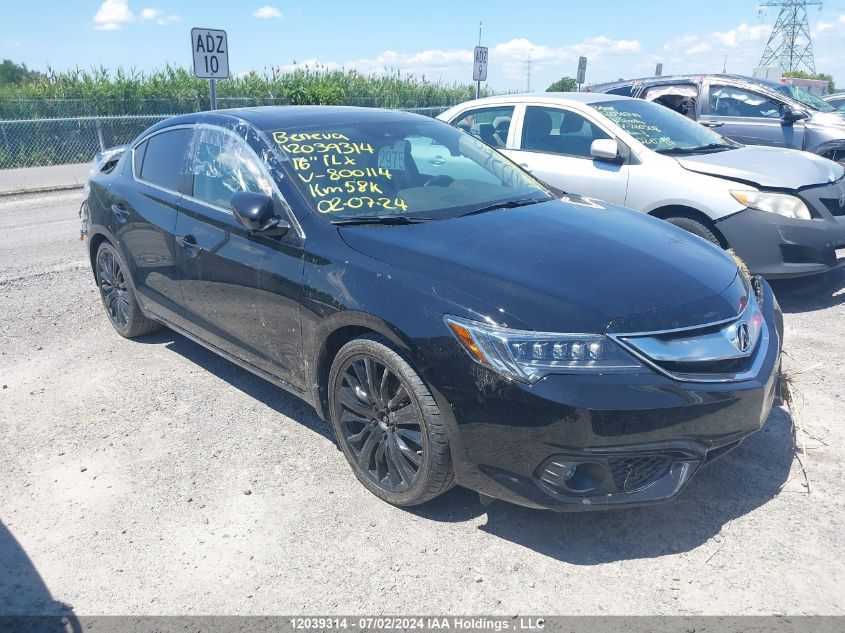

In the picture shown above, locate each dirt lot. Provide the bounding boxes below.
[1,190,843,616]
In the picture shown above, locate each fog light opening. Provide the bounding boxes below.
[563,462,606,494]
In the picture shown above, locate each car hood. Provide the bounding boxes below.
[676,145,844,189]
[338,197,740,334]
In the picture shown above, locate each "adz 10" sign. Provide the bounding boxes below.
[191,28,229,79]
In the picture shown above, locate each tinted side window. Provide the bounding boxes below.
[710,85,782,118]
[139,128,192,193]
[605,86,634,96]
[133,140,148,179]
[521,106,611,157]
[190,128,273,209]
[450,106,515,148]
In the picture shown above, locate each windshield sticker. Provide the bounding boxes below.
[377,142,407,171]
[593,106,677,148]
[272,130,408,214]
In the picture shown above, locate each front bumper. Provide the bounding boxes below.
[715,195,845,279]
[422,285,784,511]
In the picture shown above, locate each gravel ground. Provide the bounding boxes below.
[1,190,843,616]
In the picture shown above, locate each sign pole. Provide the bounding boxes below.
[475,21,482,100]
[209,78,217,110]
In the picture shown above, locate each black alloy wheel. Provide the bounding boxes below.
[337,355,423,492]
[97,247,130,331]
[328,336,453,506]
[94,242,161,338]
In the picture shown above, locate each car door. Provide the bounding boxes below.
[175,125,305,386]
[108,127,193,326]
[701,82,806,149]
[504,104,630,206]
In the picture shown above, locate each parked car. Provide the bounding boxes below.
[823,93,845,112]
[440,94,845,279]
[82,107,783,511]
[590,74,845,164]
[742,76,839,114]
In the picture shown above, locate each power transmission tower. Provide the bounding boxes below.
[758,1,822,73]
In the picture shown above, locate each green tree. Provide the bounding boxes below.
[0,59,41,86]
[783,70,836,93]
[546,77,578,92]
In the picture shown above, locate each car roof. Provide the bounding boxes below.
[590,73,810,108]
[142,105,433,137]
[449,92,632,107]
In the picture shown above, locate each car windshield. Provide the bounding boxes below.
[590,98,733,152]
[781,84,836,112]
[268,118,551,221]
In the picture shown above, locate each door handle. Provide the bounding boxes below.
[111,203,130,220]
[519,163,534,174]
[701,120,724,128]
[176,235,204,255]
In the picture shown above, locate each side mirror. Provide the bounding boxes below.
[230,191,290,237]
[591,138,622,163]
[781,105,807,124]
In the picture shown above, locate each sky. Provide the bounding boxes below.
[2,0,845,90]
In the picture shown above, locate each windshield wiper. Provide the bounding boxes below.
[458,196,549,218]
[330,215,432,226]
[657,143,736,155]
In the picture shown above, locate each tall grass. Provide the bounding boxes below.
[0,64,489,118]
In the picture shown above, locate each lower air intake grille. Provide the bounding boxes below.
[609,456,670,491]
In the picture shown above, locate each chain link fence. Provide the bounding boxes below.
[0,100,453,169]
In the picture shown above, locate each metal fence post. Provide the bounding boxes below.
[0,122,9,156]
[95,117,105,151]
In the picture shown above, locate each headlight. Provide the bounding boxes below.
[444,316,643,383]
[730,190,811,220]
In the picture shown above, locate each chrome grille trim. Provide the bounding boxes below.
[608,300,770,384]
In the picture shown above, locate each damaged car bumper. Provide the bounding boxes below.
[716,180,845,279]
[422,282,784,511]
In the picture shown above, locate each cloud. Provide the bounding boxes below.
[93,0,134,30]
[94,1,180,30]
[139,7,181,25]
[274,35,641,89]
[253,6,283,19]
[712,22,771,48]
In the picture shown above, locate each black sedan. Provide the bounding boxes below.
[81,107,783,510]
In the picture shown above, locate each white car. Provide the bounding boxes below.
[439,93,845,279]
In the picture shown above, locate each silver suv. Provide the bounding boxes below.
[591,74,845,165]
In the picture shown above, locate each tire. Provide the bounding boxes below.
[665,215,722,247]
[328,335,454,506]
[95,242,162,339]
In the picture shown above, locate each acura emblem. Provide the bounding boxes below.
[839,193,845,209]
[735,322,751,353]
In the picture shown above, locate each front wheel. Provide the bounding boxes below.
[664,215,722,247]
[328,335,453,506]
[95,242,161,338]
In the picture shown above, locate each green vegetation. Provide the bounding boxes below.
[783,70,836,93]
[0,64,489,118]
[0,63,491,168]
[546,77,577,92]
[0,59,43,86]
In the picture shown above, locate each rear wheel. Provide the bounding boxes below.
[328,335,453,506]
[95,242,161,338]
[665,215,722,247]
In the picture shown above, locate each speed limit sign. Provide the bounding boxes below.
[191,28,229,79]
